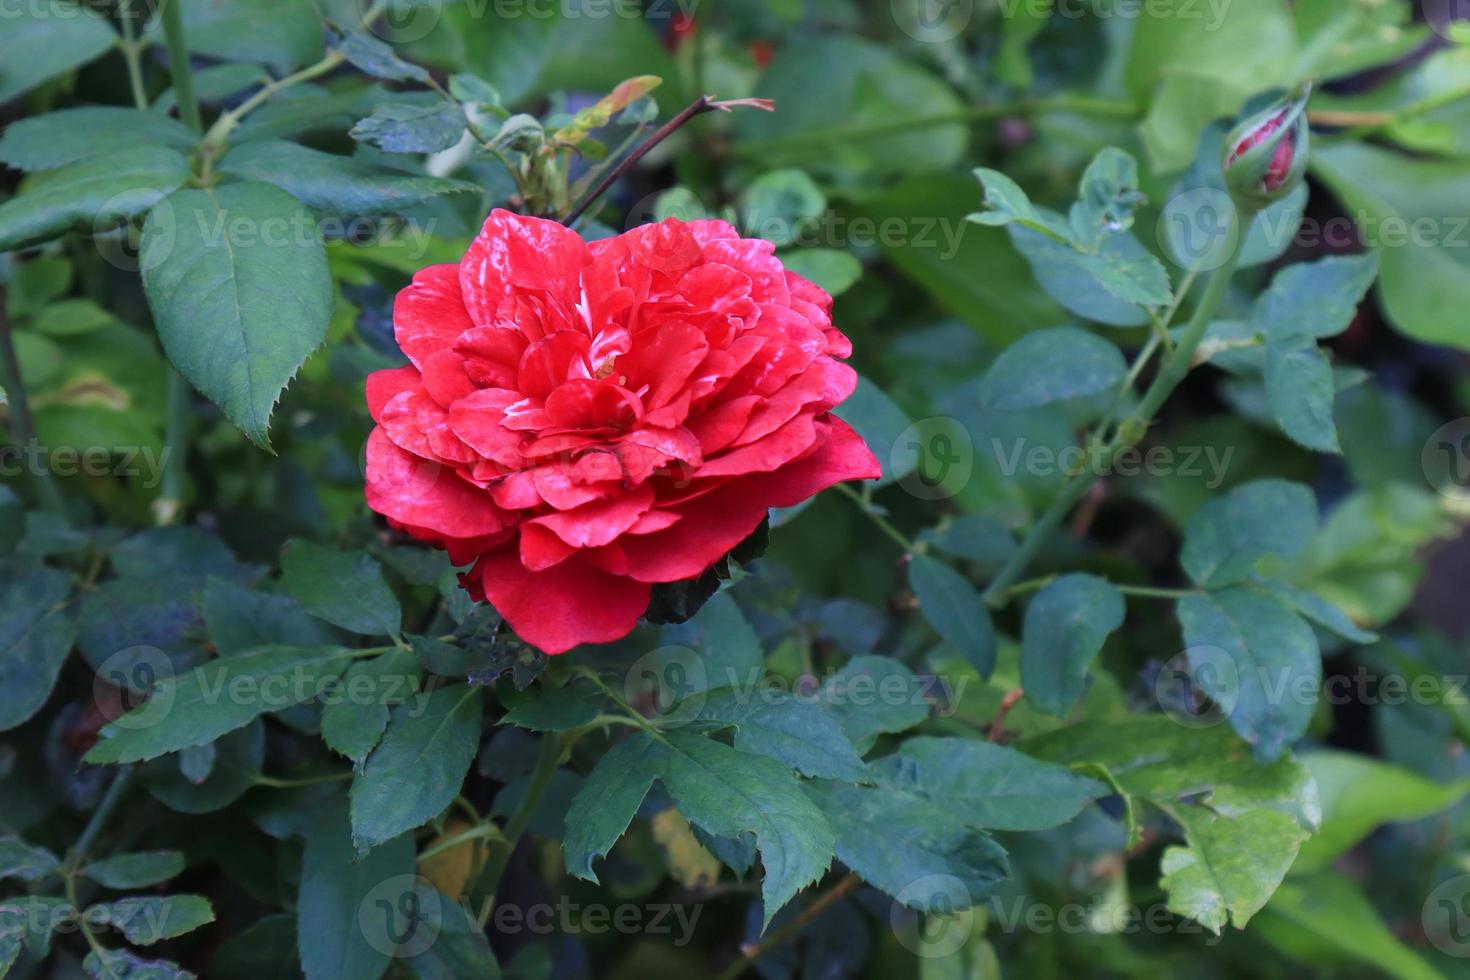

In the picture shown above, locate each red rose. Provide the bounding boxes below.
[1227,113,1294,193]
[364,210,880,653]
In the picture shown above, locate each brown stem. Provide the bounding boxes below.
[988,689,1025,743]
[714,872,861,980]
[560,96,773,226]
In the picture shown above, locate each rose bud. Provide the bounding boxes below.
[1223,85,1311,207]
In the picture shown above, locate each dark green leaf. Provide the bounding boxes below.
[85,895,214,945]
[84,948,195,980]
[0,836,60,882]
[280,541,401,637]
[142,181,332,446]
[738,169,825,247]
[85,646,356,764]
[817,656,929,753]
[320,648,422,766]
[691,688,868,782]
[81,851,187,890]
[350,102,467,154]
[1020,574,1126,717]
[349,685,483,854]
[1176,587,1321,762]
[140,720,265,814]
[0,146,190,253]
[1251,254,1380,340]
[980,327,1127,411]
[499,679,604,733]
[218,141,480,216]
[0,0,116,104]
[329,30,430,83]
[1180,479,1318,587]
[202,578,339,655]
[909,554,995,677]
[0,557,75,732]
[0,108,197,171]
[1265,333,1339,452]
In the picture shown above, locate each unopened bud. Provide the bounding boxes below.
[1223,85,1311,207]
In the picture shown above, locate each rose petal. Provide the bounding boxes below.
[758,415,881,507]
[474,550,650,654]
[394,264,475,368]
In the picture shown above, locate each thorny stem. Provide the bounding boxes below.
[152,0,205,524]
[472,731,562,927]
[981,227,1246,605]
[561,95,774,226]
[711,872,863,980]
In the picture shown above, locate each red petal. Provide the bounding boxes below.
[366,366,420,421]
[459,210,587,330]
[528,484,655,548]
[590,477,767,583]
[393,265,475,368]
[474,550,650,654]
[696,414,818,478]
[758,416,880,507]
[420,349,477,407]
[365,428,507,538]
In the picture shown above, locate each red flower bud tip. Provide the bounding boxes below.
[751,40,775,70]
[665,12,697,51]
[1228,114,1295,192]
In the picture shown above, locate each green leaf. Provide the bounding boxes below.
[402,887,501,980]
[299,799,414,980]
[1255,872,1445,980]
[1179,479,1318,587]
[1008,227,1152,327]
[0,108,197,172]
[875,737,1106,831]
[32,298,114,336]
[980,327,1127,411]
[1254,580,1377,644]
[349,685,483,854]
[1160,806,1310,933]
[805,779,1009,912]
[778,248,861,297]
[817,655,930,753]
[0,557,75,732]
[151,0,323,73]
[1176,587,1321,762]
[140,720,263,815]
[85,896,214,945]
[1311,141,1470,352]
[1294,751,1470,874]
[1265,333,1340,452]
[209,914,302,980]
[659,592,763,697]
[320,648,422,766]
[0,836,60,882]
[691,688,868,782]
[350,102,467,154]
[1251,254,1380,340]
[280,541,401,637]
[968,169,1068,241]
[1069,148,1146,250]
[329,29,431,83]
[202,578,339,655]
[1079,239,1172,307]
[85,645,356,764]
[499,679,604,733]
[739,169,825,247]
[563,732,836,929]
[141,181,333,447]
[1020,574,1126,717]
[83,949,194,980]
[909,554,996,678]
[81,852,187,890]
[0,0,116,103]
[0,146,190,253]
[218,141,480,216]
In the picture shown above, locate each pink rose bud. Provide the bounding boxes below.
[1223,86,1311,206]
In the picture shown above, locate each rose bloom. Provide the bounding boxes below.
[364,210,880,653]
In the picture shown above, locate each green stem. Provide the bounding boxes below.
[472,732,562,926]
[116,0,149,110]
[732,95,1138,157]
[418,823,505,864]
[157,0,201,134]
[67,766,135,872]
[152,1,202,525]
[1317,82,1470,143]
[981,230,1245,605]
[834,482,919,553]
[253,771,353,789]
